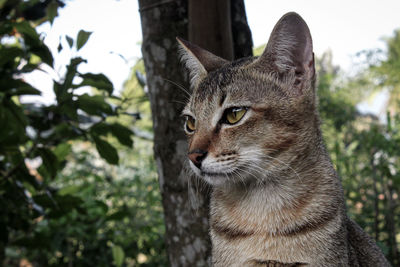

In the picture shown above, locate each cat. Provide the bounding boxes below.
[177,12,390,267]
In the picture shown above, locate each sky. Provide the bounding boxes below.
[26,0,400,112]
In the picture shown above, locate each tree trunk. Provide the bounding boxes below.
[189,0,234,60]
[231,0,253,59]
[139,1,211,266]
[138,0,252,265]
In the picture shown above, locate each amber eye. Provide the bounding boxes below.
[224,107,247,125]
[185,116,196,133]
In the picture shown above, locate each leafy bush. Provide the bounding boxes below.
[0,1,166,266]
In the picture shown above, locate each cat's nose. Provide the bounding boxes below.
[188,149,207,169]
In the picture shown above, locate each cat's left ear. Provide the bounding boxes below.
[254,12,315,95]
[177,37,228,88]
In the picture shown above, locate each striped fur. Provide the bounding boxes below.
[179,12,390,267]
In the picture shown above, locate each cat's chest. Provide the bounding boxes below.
[210,229,312,267]
[210,186,302,234]
[209,188,332,266]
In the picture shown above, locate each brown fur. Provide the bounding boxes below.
[178,12,390,267]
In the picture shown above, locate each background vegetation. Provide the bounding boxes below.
[1,0,399,266]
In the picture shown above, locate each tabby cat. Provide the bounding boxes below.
[178,12,390,267]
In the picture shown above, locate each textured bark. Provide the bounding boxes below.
[138,0,253,266]
[189,0,234,60]
[231,0,253,59]
[139,1,211,266]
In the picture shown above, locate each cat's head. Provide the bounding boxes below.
[178,12,317,186]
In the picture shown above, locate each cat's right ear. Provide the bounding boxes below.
[177,37,228,88]
[252,12,315,96]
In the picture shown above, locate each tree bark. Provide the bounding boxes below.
[138,1,211,266]
[189,0,234,60]
[231,0,253,59]
[138,1,252,265]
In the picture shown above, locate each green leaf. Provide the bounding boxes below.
[60,101,78,121]
[63,57,87,92]
[2,98,28,127]
[12,86,41,96]
[14,21,39,42]
[20,63,39,73]
[47,1,58,25]
[110,123,133,147]
[0,47,23,67]
[94,200,108,214]
[33,194,56,208]
[0,0,7,9]
[106,210,130,221]
[0,79,40,95]
[53,143,72,161]
[76,73,114,95]
[76,30,92,51]
[58,185,82,196]
[57,41,62,53]
[48,194,84,218]
[90,122,111,136]
[90,123,133,147]
[37,148,59,178]
[92,135,119,165]
[0,20,12,36]
[14,21,54,67]
[0,104,27,145]
[31,44,54,67]
[66,35,74,48]
[111,245,125,267]
[77,94,113,116]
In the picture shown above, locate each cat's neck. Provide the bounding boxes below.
[212,132,342,213]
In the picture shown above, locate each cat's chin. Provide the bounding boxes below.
[201,173,229,186]
[189,161,232,186]
[189,162,253,186]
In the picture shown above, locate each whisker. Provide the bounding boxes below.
[236,163,265,183]
[262,154,302,182]
[238,148,302,182]
[170,100,188,106]
[163,78,191,97]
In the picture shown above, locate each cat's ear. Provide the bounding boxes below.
[255,12,315,94]
[177,37,228,88]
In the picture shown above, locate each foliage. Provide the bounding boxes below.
[5,138,166,266]
[0,1,165,266]
[317,49,400,265]
[371,29,400,111]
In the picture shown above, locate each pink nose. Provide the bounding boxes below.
[188,149,207,169]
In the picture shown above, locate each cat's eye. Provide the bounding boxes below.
[224,107,247,125]
[185,116,196,133]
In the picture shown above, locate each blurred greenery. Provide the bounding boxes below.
[1,1,399,266]
[0,1,165,266]
[316,47,400,265]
